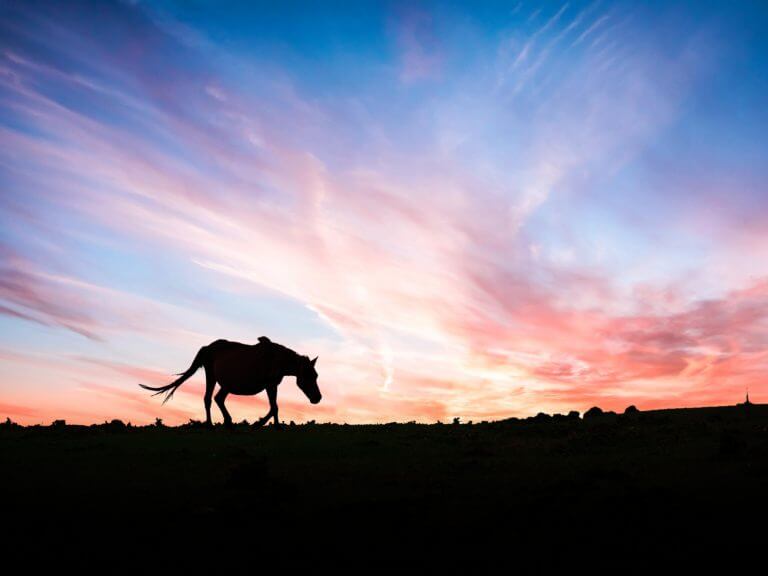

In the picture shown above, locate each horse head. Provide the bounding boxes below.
[297,355,321,404]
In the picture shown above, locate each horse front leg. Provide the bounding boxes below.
[254,385,280,429]
[267,384,280,429]
[254,388,273,428]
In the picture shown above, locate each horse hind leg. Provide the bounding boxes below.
[214,388,233,427]
[203,369,215,427]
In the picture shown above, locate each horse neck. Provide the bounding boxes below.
[278,348,303,377]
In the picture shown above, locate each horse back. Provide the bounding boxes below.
[208,338,283,393]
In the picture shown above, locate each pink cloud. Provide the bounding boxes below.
[0,247,103,340]
[0,401,38,418]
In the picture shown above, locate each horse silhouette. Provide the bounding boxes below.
[138,337,321,428]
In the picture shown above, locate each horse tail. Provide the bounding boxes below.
[138,346,209,405]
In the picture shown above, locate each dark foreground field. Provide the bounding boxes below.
[3,405,767,568]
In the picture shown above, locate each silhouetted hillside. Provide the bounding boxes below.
[2,403,766,569]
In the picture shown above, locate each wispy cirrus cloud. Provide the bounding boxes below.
[0,247,104,340]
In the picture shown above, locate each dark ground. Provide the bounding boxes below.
[2,404,767,569]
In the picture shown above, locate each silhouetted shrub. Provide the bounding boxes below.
[532,412,552,423]
[568,411,580,420]
[2,417,20,428]
[97,419,127,432]
[155,418,164,427]
[583,407,604,420]
[52,419,66,428]
[184,419,206,428]
[624,405,639,415]
[452,417,461,425]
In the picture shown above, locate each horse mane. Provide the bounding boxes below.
[258,336,302,362]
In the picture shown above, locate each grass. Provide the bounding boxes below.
[2,405,767,566]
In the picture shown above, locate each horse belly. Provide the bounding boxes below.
[213,356,270,395]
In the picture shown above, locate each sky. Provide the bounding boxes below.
[1,0,768,425]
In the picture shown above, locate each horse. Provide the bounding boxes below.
[138,337,321,428]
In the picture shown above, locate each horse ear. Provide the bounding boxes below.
[310,356,317,367]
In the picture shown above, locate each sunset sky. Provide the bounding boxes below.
[2,0,768,425]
